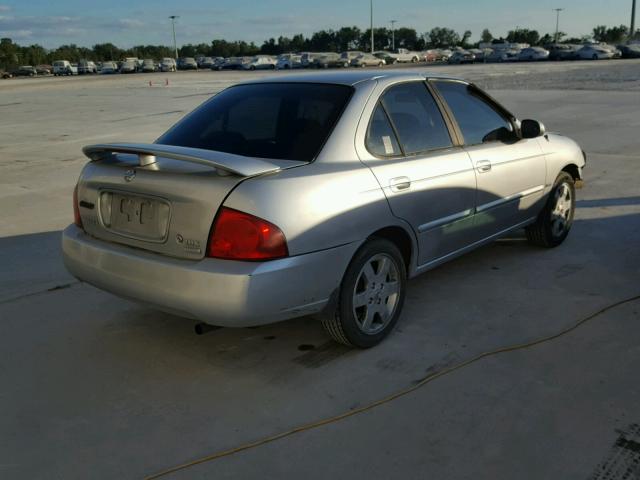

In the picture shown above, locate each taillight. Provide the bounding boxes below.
[73,184,83,229]
[207,207,288,261]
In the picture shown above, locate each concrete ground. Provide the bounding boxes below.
[1,60,639,479]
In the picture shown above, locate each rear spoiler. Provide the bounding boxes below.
[82,143,287,177]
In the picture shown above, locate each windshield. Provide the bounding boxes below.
[157,83,353,162]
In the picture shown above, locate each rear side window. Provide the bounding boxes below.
[157,83,352,162]
[432,81,515,145]
[366,104,402,157]
[380,82,452,155]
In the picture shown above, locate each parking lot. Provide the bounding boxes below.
[1,60,640,479]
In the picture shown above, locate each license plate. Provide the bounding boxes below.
[101,192,170,242]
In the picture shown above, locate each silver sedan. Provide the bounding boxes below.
[62,72,586,347]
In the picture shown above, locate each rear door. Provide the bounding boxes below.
[431,80,546,239]
[358,81,477,266]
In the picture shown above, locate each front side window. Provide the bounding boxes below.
[432,81,516,145]
[157,83,352,162]
[380,82,453,155]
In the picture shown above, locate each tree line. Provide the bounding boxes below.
[1,24,638,70]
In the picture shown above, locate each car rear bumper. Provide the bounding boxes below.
[62,225,358,327]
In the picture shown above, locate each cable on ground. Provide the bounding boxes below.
[145,293,640,480]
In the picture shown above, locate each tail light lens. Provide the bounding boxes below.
[207,207,288,261]
[73,184,83,229]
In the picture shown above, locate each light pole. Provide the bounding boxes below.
[169,15,179,60]
[370,0,374,53]
[553,8,564,43]
[632,0,637,39]
[390,20,397,51]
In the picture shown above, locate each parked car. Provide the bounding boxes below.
[35,64,52,75]
[617,44,640,58]
[217,57,252,70]
[123,57,141,71]
[438,49,453,61]
[53,60,77,76]
[160,58,177,72]
[547,44,580,61]
[63,71,585,347]
[178,57,198,70]
[276,53,302,69]
[448,50,475,64]
[388,48,421,63]
[1,70,12,79]
[100,62,118,74]
[210,57,226,70]
[467,48,487,62]
[243,55,277,70]
[198,57,215,69]
[340,51,366,67]
[13,65,38,77]
[119,60,138,73]
[373,51,397,64]
[595,43,622,58]
[300,52,323,68]
[518,47,550,61]
[314,52,344,69]
[420,50,439,62]
[78,60,98,74]
[486,49,520,62]
[141,59,157,72]
[350,53,385,67]
[575,45,614,60]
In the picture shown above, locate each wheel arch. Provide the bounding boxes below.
[561,163,582,181]
[368,225,416,273]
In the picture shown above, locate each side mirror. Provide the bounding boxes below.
[520,119,546,139]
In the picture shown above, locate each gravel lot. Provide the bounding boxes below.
[1,60,639,479]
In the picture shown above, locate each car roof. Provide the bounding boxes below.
[242,70,463,87]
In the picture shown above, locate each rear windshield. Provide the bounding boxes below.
[157,83,352,162]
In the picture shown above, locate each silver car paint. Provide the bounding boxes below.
[62,71,585,326]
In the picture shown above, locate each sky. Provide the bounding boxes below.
[0,0,635,48]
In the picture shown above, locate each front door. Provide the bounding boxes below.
[431,80,547,238]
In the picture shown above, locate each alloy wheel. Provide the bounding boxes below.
[352,254,401,335]
[550,182,573,237]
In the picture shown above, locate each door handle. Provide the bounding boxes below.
[389,176,411,192]
[476,160,492,173]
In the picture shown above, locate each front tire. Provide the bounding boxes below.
[526,172,575,247]
[321,238,407,348]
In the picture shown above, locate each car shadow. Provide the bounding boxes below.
[2,207,639,370]
[0,230,75,302]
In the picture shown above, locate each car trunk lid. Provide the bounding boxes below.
[77,143,305,260]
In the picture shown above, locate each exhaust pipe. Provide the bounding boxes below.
[194,323,222,335]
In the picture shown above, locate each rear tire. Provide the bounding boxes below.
[321,238,407,348]
[526,172,575,247]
